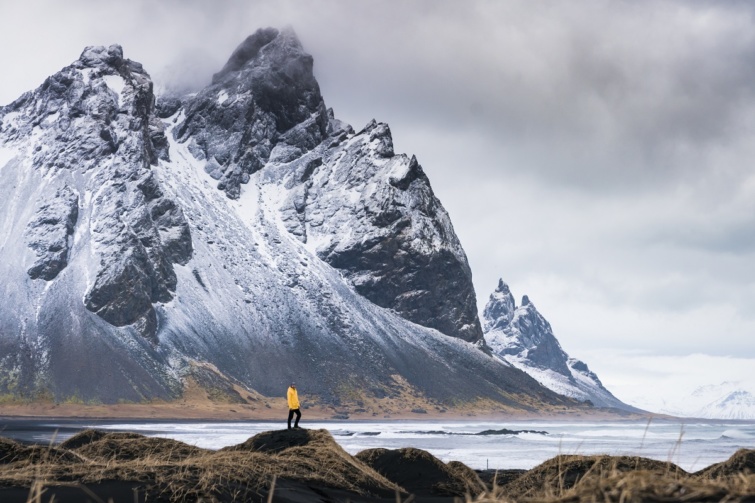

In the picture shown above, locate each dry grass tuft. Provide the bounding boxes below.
[1,437,84,466]
[70,432,208,462]
[58,429,142,450]
[0,437,28,464]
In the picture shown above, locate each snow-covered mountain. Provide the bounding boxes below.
[0,29,581,412]
[483,279,635,410]
[696,388,755,420]
[630,382,755,419]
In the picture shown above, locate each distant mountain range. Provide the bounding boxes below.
[629,382,755,420]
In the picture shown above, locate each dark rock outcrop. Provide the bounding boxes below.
[176,27,328,199]
[4,44,192,343]
[25,186,79,280]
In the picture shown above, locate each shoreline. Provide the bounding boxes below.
[0,401,659,422]
[3,413,744,423]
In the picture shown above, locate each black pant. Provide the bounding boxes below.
[288,408,301,429]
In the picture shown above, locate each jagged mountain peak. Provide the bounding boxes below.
[496,278,510,293]
[482,278,515,332]
[176,27,326,200]
[212,27,281,82]
[73,44,153,102]
[0,43,191,345]
[2,43,158,152]
[483,279,633,410]
[79,44,124,67]
[483,281,550,343]
[506,296,566,373]
[212,26,308,85]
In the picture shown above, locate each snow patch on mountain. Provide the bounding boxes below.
[0,146,15,173]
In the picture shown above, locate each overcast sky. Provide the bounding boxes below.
[2,0,753,411]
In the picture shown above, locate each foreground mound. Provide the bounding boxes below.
[0,437,83,466]
[502,454,686,499]
[357,447,485,497]
[61,429,208,462]
[489,453,755,503]
[0,429,400,502]
[217,428,400,497]
[221,427,324,454]
[695,448,755,479]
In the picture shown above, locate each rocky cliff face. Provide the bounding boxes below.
[25,186,79,281]
[173,27,482,343]
[0,29,572,411]
[1,45,192,343]
[483,279,634,410]
[269,118,481,342]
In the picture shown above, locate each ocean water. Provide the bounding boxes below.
[3,419,754,472]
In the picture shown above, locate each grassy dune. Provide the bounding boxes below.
[0,429,753,502]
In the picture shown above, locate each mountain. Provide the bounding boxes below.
[0,29,584,414]
[483,279,634,410]
[630,382,755,419]
[696,389,755,420]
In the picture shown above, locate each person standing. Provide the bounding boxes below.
[287,383,301,429]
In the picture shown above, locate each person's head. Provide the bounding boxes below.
[290,383,296,389]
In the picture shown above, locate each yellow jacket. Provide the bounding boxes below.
[287,386,300,409]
